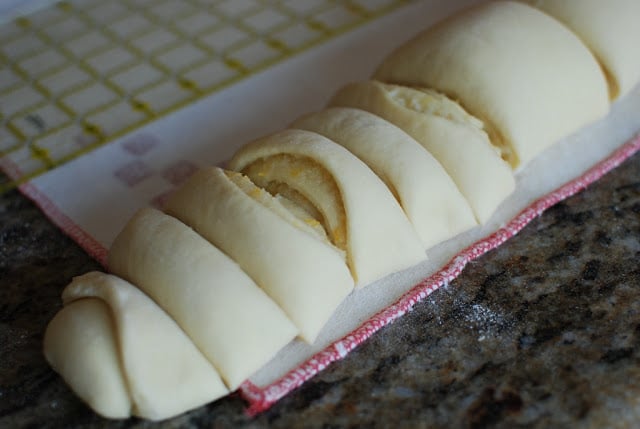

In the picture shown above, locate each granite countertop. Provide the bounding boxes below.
[1,149,639,428]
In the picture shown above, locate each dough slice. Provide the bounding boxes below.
[44,297,131,420]
[329,81,515,224]
[291,107,477,248]
[44,272,228,421]
[374,0,610,168]
[227,129,425,287]
[108,208,298,389]
[522,0,640,99]
[166,167,354,343]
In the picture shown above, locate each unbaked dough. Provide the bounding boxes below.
[166,167,354,343]
[42,0,640,421]
[44,297,131,419]
[108,208,298,389]
[374,0,610,168]
[329,81,515,224]
[44,272,228,420]
[228,129,425,287]
[292,107,477,247]
[522,0,640,99]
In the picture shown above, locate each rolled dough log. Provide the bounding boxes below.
[44,297,131,419]
[522,0,640,100]
[108,208,298,389]
[228,129,425,287]
[44,272,228,420]
[329,81,515,224]
[291,107,477,247]
[374,0,610,168]
[166,167,354,343]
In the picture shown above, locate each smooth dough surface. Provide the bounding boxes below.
[522,0,640,99]
[374,0,610,168]
[46,272,229,420]
[329,81,515,224]
[166,167,354,343]
[292,107,477,248]
[108,208,298,389]
[228,129,425,287]
[44,297,132,420]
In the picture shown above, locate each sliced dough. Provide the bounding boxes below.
[44,297,131,420]
[44,272,228,421]
[227,129,425,287]
[108,208,297,389]
[291,107,477,248]
[165,167,354,343]
[522,0,640,99]
[374,0,610,168]
[329,81,515,224]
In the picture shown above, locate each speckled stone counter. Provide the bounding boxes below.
[1,150,639,429]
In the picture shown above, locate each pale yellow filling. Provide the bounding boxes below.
[383,83,514,166]
[241,155,348,252]
[224,171,339,254]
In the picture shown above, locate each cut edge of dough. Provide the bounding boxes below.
[166,167,353,344]
[228,129,426,287]
[290,106,479,248]
[520,0,621,101]
[223,169,344,259]
[329,80,516,224]
[379,82,516,167]
[239,155,349,257]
